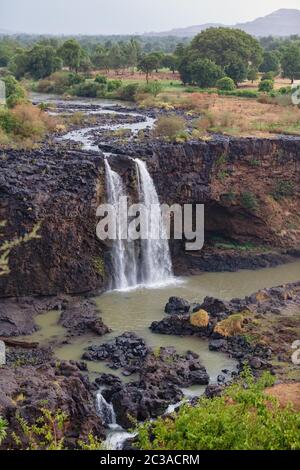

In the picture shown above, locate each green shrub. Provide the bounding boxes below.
[144,81,163,97]
[217,77,236,91]
[272,180,295,200]
[118,83,140,101]
[154,114,186,140]
[0,417,7,445]
[3,75,26,108]
[71,81,106,98]
[240,191,259,211]
[259,79,274,93]
[107,79,122,92]
[136,370,300,450]
[218,89,258,98]
[261,71,276,81]
[94,74,108,84]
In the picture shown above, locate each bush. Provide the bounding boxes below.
[240,191,259,211]
[0,103,57,140]
[154,115,186,140]
[94,74,107,84]
[259,79,274,93]
[143,81,163,97]
[214,314,244,337]
[71,81,106,98]
[136,370,300,450]
[107,79,122,92]
[216,77,235,91]
[218,89,258,98]
[272,181,295,200]
[3,75,26,108]
[261,71,276,81]
[190,310,209,328]
[118,83,140,101]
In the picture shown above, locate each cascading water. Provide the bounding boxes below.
[104,159,138,290]
[96,390,116,426]
[104,158,173,289]
[135,158,173,285]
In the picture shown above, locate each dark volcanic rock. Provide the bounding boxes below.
[165,297,190,314]
[151,314,212,336]
[59,298,110,337]
[83,332,149,373]
[105,347,209,429]
[0,360,105,449]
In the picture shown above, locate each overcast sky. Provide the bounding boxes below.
[1,0,300,35]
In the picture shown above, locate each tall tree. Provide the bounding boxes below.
[281,43,300,83]
[58,39,83,72]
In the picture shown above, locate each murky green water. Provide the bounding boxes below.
[28,260,300,384]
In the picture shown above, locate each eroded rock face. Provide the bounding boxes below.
[1,136,300,297]
[0,360,105,449]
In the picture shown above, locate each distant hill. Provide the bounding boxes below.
[146,9,300,37]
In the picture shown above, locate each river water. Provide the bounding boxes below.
[28,93,300,448]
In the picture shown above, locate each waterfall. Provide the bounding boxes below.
[104,159,138,290]
[96,391,116,426]
[135,158,173,285]
[104,158,173,289]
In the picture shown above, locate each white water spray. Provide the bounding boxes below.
[135,158,173,285]
[104,159,138,290]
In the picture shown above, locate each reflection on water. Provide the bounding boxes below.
[28,260,300,382]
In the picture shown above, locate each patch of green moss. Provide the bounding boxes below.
[93,256,106,279]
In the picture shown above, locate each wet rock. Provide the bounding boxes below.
[106,347,209,429]
[94,373,122,388]
[165,297,190,315]
[59,298,110,337]
[82,332,149,372]
[205,384,225,398]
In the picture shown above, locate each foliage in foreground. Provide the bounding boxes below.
[136,370,300,450]
[10,408,103,450]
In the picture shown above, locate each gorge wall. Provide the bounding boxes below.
[1,136,300,297]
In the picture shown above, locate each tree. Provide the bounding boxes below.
[190,27,263,70]
[26,45,62,79]
[161,54,177,73]
[247,67,258,83]
[3,75,26,108]
[138,54,157,83]
[281,43,300,83]
[58,40,83,72]
[190,58,224,88]
[259,51,280,74]
[224,59,248,85]
[108,44,123,74]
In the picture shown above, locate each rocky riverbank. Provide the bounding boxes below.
[151,281,300,382]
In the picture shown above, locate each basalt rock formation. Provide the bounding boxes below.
[1,134,300,297]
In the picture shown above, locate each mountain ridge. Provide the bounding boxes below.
[145,9,300,37]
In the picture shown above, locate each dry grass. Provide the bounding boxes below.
[189,94,300,137]
[214,314,244,337]
[190,309,210,328]
[153,114,187,139]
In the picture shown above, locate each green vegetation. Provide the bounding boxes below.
[259,79,274,92]
[136,370,300,450]
[10,408,103,450]
[217,77,236,91]
[153,115,186,140]
[0,221,41,276]
[240,192,259,212]
[0,417,7,445]
[272,180,295,200]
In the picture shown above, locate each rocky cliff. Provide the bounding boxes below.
[1,136,300,297]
